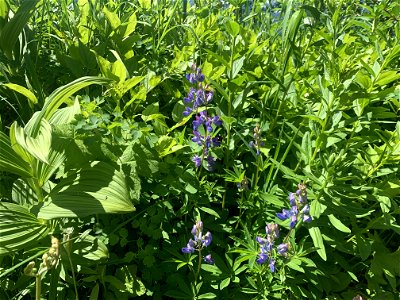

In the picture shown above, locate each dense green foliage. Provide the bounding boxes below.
[0,0,399,299]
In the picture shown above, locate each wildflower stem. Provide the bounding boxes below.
[195,250,202,285]
[35,275,41,300]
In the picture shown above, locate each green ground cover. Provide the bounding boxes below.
[0,0,399,299]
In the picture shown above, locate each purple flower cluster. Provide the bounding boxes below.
[182,220,214,264]
[276,183,312,228]
[255,223,289,272]
[191,111,222,170]
[183,64,214,116]
[249,124,263,155]
[183,64,222,170]
[256,184,312,272]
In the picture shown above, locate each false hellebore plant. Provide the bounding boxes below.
[256,183,312,272]
[183,64,222,171]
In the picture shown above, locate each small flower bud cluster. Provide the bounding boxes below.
[183,64,222,170]
[24,236,60,277]
[182,220,214,264]
[277,183,312,228]
[249,124,264,155]
[237,175,249,191]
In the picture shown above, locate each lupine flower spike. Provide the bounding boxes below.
[277,183,312,228]
[182,220,214,264]
[249,124,264,155]
[183,64,222,170]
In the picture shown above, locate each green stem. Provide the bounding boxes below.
[35,275,41,300]
[66,244,79,300]
[195,250,202,285]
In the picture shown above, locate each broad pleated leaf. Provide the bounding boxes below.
[13,116,52,164]
[48,97,81,125]
[0,202,49,255]
[38,161,135,219]
[0,131,32,178]
[12,179,38,208]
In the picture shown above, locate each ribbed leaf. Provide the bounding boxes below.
[12,179,38,208]
[48,97,81,125]
[30,76,111,137]
[13,116,52,164]
[38,161,135,219]
[0,0,40,57]
[0,202,49,255]
[0,131,32,178]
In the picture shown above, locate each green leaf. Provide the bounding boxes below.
[13,115,52,164]
[31,76,111,137]
[0,131,32,178]
[72,234,109,263]
[37,161,135,219]
[2,83,38,104]
[12,179,38,208]
[231,56,245,79]
[198,292,217,299]
[374,71,400,87]
[198,207,220,219]
[0,0,39,58]
[48,97,81,125]
[0,202,50,255]
[102,7,121,30]
[225,20,240,37]
[327,214,351,233]
[309,227,326,261]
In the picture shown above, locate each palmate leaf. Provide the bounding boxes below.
[0,202,49,256]
[37,161,135,219]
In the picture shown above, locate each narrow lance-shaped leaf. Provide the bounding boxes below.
[309,226,327,261]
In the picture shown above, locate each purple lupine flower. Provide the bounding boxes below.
[212,137,221,147]
[182,220,213,255]
[256,253,268,264]
[289,192,296,206]
[277,209,291,220]
[183,64,222,170]
[182,239,195,253]
[277,183,312,229]
[269,259,276,272]
[203,254,214,264]
[290,214,298,229]
[183,107,192,116]
[277,243,289,256]
[202,232,212,247]
[207,155,215,171]
[212,115,222,126]
[192,155,202,167]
